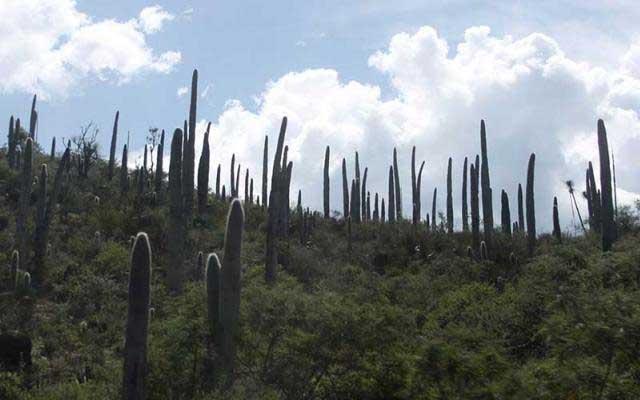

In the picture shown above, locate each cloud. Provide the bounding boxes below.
[201,84,212,99]
[138,5,174,34]
[0,0,181,99]
[296,40,307,48]
[177,86,189,98]
[182,26,640,231]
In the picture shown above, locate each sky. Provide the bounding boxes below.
[2,0,640,232]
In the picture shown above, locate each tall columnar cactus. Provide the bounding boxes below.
[349,179,357,225]
[29,95,37,140]
[10,250,19,291]
[517,183,524,234]
[262,136,268,209]
[230,154,236,198]
[470,161,480,250]
[16,138,33,271]
[122,232,151,400]
[342,158,349,219]
[552,196,561,242]
[353,153,361,223]
[388,166,396,223]
[120,145,129,194]
[501,190,511,236]
[446,157,453,234]
[462,157,469,232]
[526,153,536,256]
[155,130,164,195]
[411,146,425,225]
[597,120,616,251]
[381,198,386,223]
[480,120,494,244]
[431,188,437,229]
[219,199,244,382]
[205,253,221,350]
[366,192,371,221]
[108,111,119,180]
[244,169,249,203]
[197,124,211,215]
[221,185,226,201]
[216,164,221,198]
[373,193,379,222]
[235,164,241,201]
[347,215,352,255]
[50,137,56,160]
[13,118,22,169]
[250,178,254,204]
[168,129,185,293]
[265,117,287,283]
[183,69,198,220]
[393,148,402,220]
[587,162,601,233]
[361,167,368,222]
[7,116,15,168]
[323,146,330,218]
[280,162,293,240]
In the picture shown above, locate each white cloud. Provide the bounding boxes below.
[296,40,307,48]
[177,86,189,98]
[201,84,212,99]
[0,0,181,99]
[169,26,640,231]
[138,5,174,34]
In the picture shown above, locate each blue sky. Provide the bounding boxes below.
[2,0,640,230]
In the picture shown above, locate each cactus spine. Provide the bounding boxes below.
[262,136,268,209]
[197,123,211,215]
[108,111,119,180]
[501,190,511,236]
[323,146,330,218]
[393,148,402,220]
[168,129,185,293]
[342,158,349,219]
[470,159,480,250]
[155,130,164,195]
[446,157,453,234]
[597,120,616,251]
[462,157,468,232]
[122,232,151,400]
[388,166,395,223]
[526,153,536,256]
[16,138,32,271]
[552,196,561,242]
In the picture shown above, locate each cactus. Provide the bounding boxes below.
[480,120,494,245]
[7,116,15,168]
[353,153,361,223]
[197,124,211,215]
[446,157,453,234]
[431,188,437,229]
[517,183,524,234]
[50,137,56,160]
[411,146,425,225]
[219,199,244,382]
[587,162,601,233]
[120,145,129,194]
[480,241,488,261]
[280,161,293,240]
[342,158,349,219]
[347,215,352,255]
[221,185,226,201]
[230,154,236,198]
[215,164,221,198]
[597,120,616,251]
[470,158,480,250]
[16,138,32,272]
[244,169,249,203]
[155,130,164,195]
[262,136,268,209]
[265,117,287,283]
[426,213,430,231]
[526,153,536,256]
[122,232,152,400]
[235,164,241,201]
[361,167,368,222]
[388,166,395,223]
[466,246,473,260]
[366,191,371,221]
[381,198,386,223]
[108,111,119,180]
[205,253,221,374]
[250,178,254,204]
[29,95,37,140]
[168,129,185,293]
[349,179,356,224]
[183,70,198,220]
[323,146,330,218]
[501,190,511,236]
[393,148,402,220]
[462,157,468,232]
[552,196,561,242]
[10,250,19,291]
[373,193,379,222]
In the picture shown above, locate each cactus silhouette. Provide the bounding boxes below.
[526,153,536,256]
[216,164,221,199]
[447,157,453,234]
[265,117,287,283]
[342,158,349,219]
[197,123,211,215]
[388,166,395,223]
[353,153,361,223]
[16,138,32,271]
[120,145,129,194]
[393,148,402,220]
[480,241,488,261]
[183,70,198,220]
[381,198,386,223]
[501,190,511,236]
[7,116,15,168]
[597,120,616,251]
[323,146,330,218]
[361,167,368,222]
[480,120,494,246]
[262,136,268,209]
[155,130,164,195]
[50,137,56,160]
[517,184,524,235]
[431,188,437,230]
[168,129,185,293]
[552,196,561,242]
[462,157,468,232]
[122,232,151,400]
[411,146,425,225]
[470,160,480,250]
[108,111,119,180]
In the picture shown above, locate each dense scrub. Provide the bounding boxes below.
[0,149,639,399]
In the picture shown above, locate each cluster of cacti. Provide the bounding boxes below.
[122,232,152,400]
